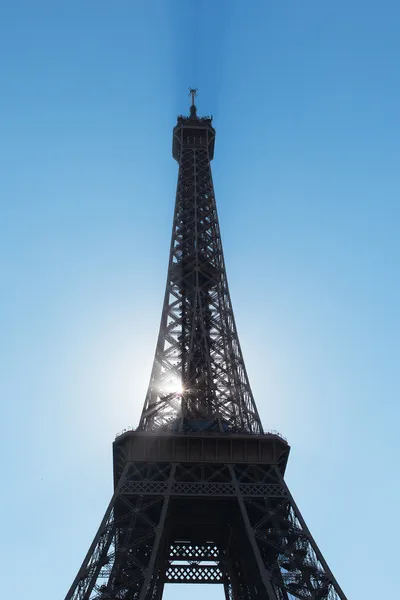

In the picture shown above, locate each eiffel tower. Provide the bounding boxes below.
[65,91,347,600]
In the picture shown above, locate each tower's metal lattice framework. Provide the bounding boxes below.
[65,93,347,600]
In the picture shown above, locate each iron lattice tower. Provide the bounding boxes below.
[65,93,347,600]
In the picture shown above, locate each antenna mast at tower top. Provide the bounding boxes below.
[189,87,198,105]
[189,87,198,118]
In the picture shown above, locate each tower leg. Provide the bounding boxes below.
[229,465,278,600]
[65,463,175,600]
[278,469,348,600]
[234,463,347,599]
[65,464,130,600]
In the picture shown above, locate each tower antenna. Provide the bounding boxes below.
[189,87,198,106]
[189,87,198,117]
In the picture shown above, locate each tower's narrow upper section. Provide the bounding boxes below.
[139,92,263,435]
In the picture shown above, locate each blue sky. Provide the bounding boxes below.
[0,1,399,598]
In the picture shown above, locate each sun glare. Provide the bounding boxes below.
[164,376,184,395]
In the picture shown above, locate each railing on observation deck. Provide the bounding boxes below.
[115,425,287,443]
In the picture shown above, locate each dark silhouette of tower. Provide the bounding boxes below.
[65,92,347,600]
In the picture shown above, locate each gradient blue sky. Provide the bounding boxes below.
[1,1,399,598]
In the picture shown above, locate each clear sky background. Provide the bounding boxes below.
[0,1,399,598]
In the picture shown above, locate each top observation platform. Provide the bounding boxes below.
[172,88,215,162]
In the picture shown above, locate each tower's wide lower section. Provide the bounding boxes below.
[65,434,346,600]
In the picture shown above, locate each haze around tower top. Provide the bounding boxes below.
[0,1,399,599]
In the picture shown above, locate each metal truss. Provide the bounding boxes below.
[65,460,347,600]
[139,107,262,434]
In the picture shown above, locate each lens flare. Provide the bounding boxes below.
[163,376,183,395]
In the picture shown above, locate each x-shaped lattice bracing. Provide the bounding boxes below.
[140,144,262,434]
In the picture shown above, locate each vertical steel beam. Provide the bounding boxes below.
[229,465,278,600]
[138,464,176,600]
